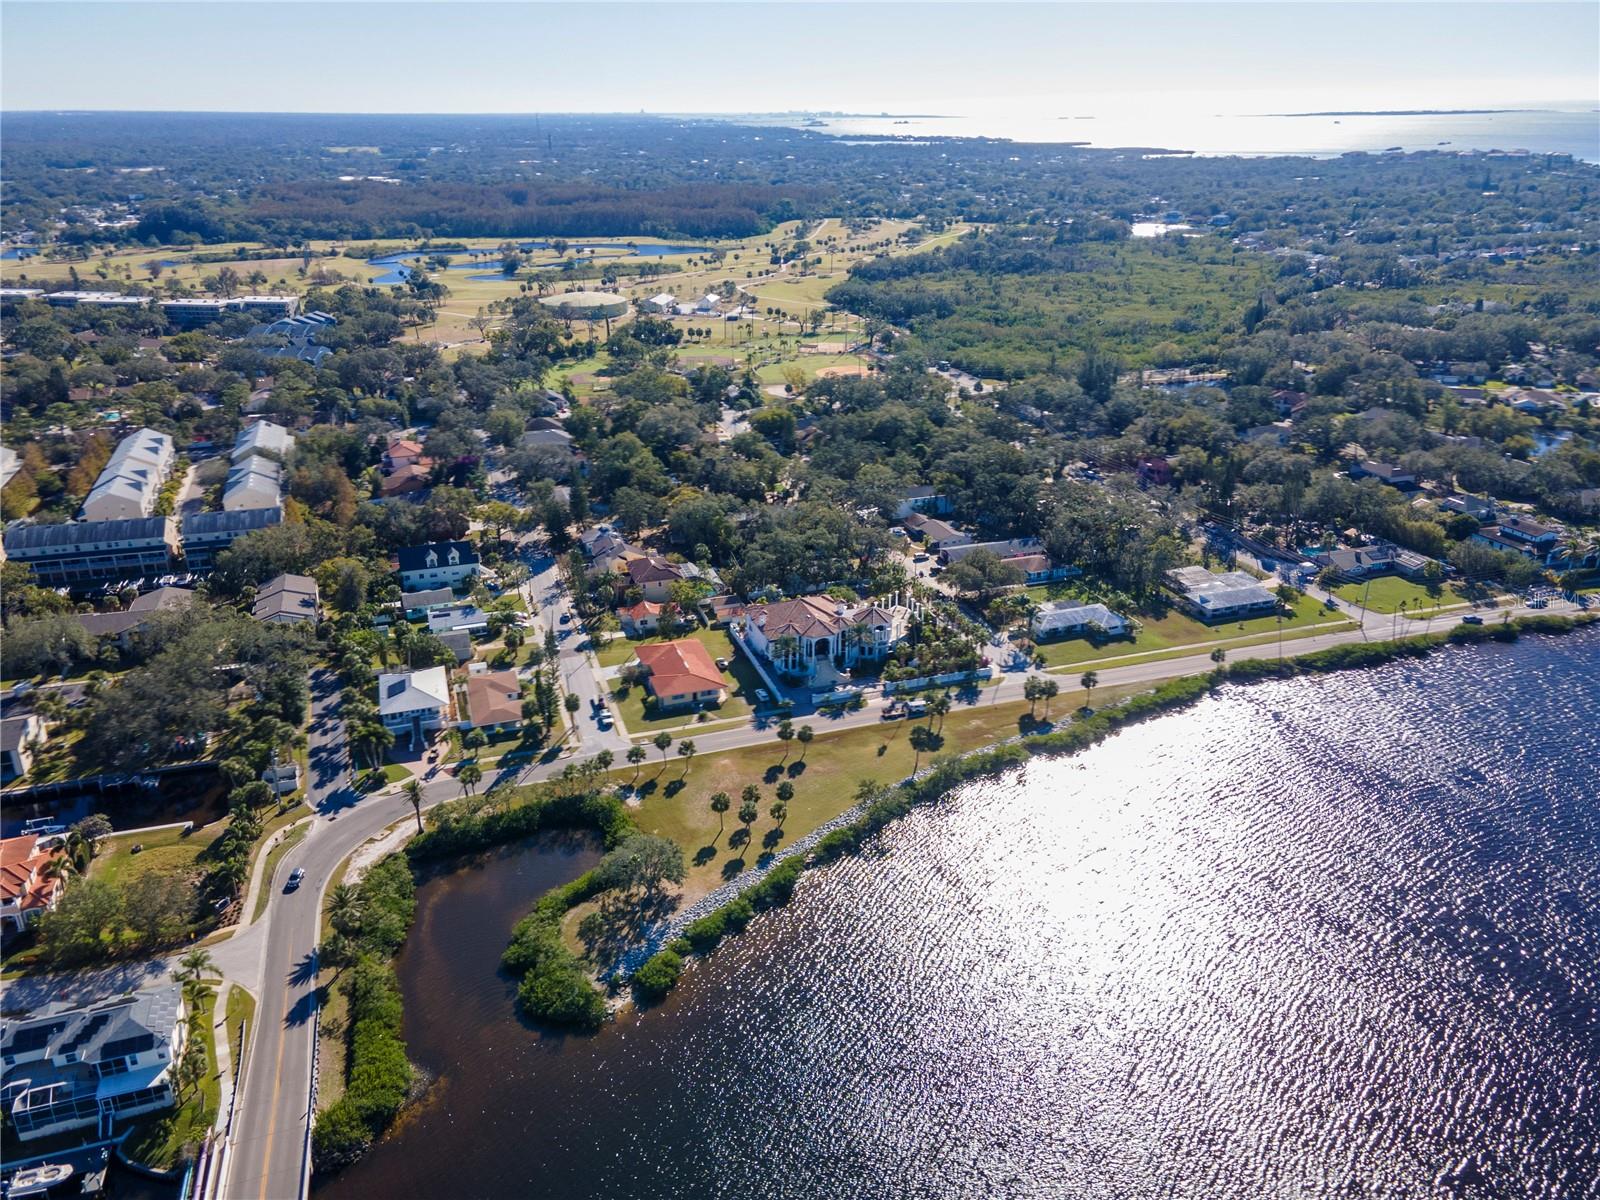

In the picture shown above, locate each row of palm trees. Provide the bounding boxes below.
[708,781,791,850]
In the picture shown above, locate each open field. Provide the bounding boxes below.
[1333,575,1469,616]
[89,823,225,889]
[612,680,1140,906]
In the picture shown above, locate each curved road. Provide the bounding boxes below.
[221,594,1572,1198]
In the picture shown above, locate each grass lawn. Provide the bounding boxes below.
[251,821,309,922]
[602,627,763,732]
[89,823,224,890]
[595,625,738,670]
[1333,575,1466,615]
[615,681,1141,905]
[225,985,256,1080]
[121,986,219,1172]
[1030,589,1351,669]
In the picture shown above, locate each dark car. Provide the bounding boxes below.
[1461,615,1484,625]
[285,867,306,892]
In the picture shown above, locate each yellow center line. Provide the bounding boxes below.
[258,978,291,1200]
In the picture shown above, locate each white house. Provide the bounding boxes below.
[1,714,47,782]
[1167,566,1279,622]
[397,541,480,591]
[737,595,910,682]
[641,292,679,314]
[377,666,453,748]
[1031,601,1129,640]
[426,604,490,636]
[231,419,295,464]
[222,457,284,511]
[0,831,66,931]
[80,428,174,522]
[1,985,187,1140]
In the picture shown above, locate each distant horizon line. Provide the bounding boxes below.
[4,104,1596,118]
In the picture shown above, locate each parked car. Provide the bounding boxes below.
[596,711,613,730]
[754,688,772,704]
[559,612,571,625]
[285,867,305,892]
[913,553,930,563]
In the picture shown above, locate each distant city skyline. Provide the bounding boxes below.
[3,2,1596,116]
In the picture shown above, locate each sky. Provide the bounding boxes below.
[2,2,1596,117]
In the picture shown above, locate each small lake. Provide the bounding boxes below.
[316,630,1600,1198]
[367,241,717,285]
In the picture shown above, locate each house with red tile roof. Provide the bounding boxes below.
[632,639,726,710]
[736,594,909,682]
[1,834,68,933]
[618,599,663,636]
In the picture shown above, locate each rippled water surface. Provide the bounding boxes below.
[319,633,1600,1199]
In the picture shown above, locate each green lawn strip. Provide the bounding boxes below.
[1037,616,1356,670]
[121,987,220,1172]
[595,625,735,669]
[225,985,257,1083]
[1332,575,1468,615]
[250,822,310,922]
[616,683,1140,905]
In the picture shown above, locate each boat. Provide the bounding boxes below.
[6,1162,73,1197]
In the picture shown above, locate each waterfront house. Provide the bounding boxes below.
[1031,601,1130,641]
[0,716,48,784]
[0,831,66,929]
[397,541,480,591]
[632,639,726,710]
[377,666,453,747]
[1167,565,1279,622]
[252,574,320,625]
[737,595,910,682]
[1,985,186,1140]
[464,669,523,733]
[1314,545,1436,583]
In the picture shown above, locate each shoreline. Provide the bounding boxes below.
[312,613,1596,1177]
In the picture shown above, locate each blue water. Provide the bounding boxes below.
[765,107,1600,162]
[321,629,1600,1199]
[367,241,716,285]
[1,246,40,260]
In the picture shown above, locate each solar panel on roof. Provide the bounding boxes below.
[58,1012,111,1057]
[99,1032,156,1059]
[4,1020,68,1054]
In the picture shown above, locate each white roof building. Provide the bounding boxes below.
[377,667,453,745]
[1167,566,1279,622]
[81,427,174,522]
[231,420,295,464]
[1031,601,1130,638]
[222,457,284,511]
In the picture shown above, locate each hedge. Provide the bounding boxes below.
[312,856,417,1175]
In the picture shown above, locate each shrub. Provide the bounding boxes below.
[631,948,683,998]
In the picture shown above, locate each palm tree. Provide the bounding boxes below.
[457,761,483,796]
[175,947,216,985]
[327,883,362,937]
[1024,676,1044,718]
[1039,678,1059,718]
[909,724,937,773]
[677,740,697,778]
[42,856,78,888]
[776,719,795,762]
[737,798,758,847]
[403,779,425,834]
[653,731,674,771]
[774,780,794,808]
[928,691,951,734]
[709,791,732,840]
[627,745,647,786]
[769,799,788,830]
[796,724,814,760]
[1080,670,1099,712]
